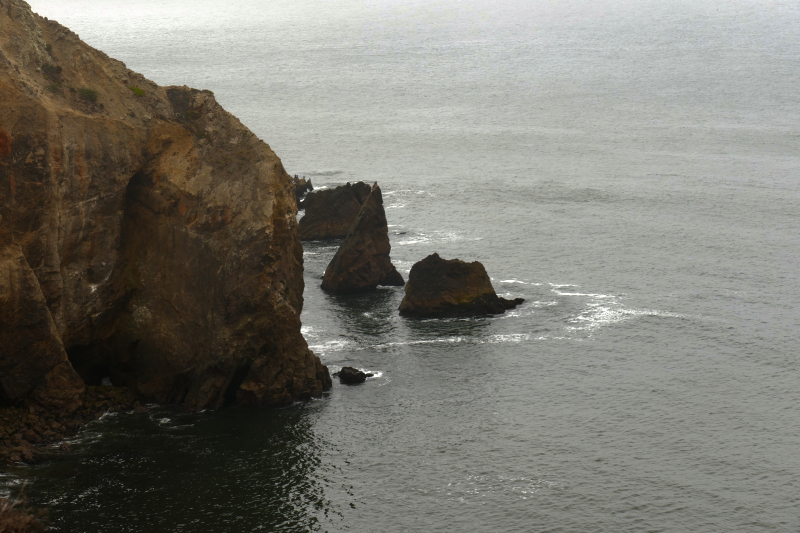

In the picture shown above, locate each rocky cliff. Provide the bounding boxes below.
[0,0,330,412]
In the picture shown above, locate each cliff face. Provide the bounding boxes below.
[0,0,330,411]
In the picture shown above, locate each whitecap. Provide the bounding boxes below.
[554,291,616,298]
[308,339,356,354]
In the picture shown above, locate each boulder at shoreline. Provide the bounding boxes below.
[297,182,372,240]
[398,254,523,318]
[321,183,405,293]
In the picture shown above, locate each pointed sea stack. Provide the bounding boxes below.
[297,181,372,240]
[399,254,524,318]
[321,183,405,293]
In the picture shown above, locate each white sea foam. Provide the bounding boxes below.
[383,189,434,197]
[567,303,690,332]
[396,230,482,246]
[301,325,321,339]
[554,291,616,299]
[308,339,356,354]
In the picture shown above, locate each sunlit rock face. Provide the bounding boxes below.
[0,0,330,411]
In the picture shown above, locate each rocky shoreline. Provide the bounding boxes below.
[0,386,140,466]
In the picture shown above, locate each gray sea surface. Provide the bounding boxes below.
[8,0,800,531]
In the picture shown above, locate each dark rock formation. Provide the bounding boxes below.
[0,498,45,532]
[0,245,84,413]
[321,183,404,293]
[292,175,312,208]
[297,181,371,240]
[0,0,330,412]
[334,367,372,385]
[0,386,135,466]
[399,254,524,318]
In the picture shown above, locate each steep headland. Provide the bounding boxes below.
[0,0,330,417]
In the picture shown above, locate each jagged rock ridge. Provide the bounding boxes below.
[0,0,330,412]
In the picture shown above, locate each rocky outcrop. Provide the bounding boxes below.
[0,498,45,532]
[0,0,330,412]
[0,386,136,466]
[334,367,372,385]
[297,181,371,240]
[399,254,524,318]
[321,184,404,293]
[292,175,312,207]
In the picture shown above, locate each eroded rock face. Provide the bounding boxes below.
[321,183,404,293]
[0,244,84,413]
[297,181,371,240]
[398,253,524,318]
[0,0,330,411]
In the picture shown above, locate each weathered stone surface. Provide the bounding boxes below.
[0,244,84,412]
[292,175,312,208]
[321,183,404,293]
[297,181,371,240]
[0,0,330,411]
[398,253,524,318]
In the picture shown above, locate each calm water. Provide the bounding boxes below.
[8,0,800,530]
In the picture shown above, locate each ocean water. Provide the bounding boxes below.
[8,0,800,531]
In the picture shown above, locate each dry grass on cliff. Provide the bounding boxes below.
[0,498,46,533]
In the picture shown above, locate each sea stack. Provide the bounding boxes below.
[0,0,330,412]
[297,181,372,240]
[321,183,405,293]
[399,254,524,318]
[293,175,313,207]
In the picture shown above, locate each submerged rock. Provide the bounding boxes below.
[293,175,313,207]
[0,0,330,412]
[334,367,372,385]
[398,254,524,318]
[321,183,405,293]
[297,182,372,240]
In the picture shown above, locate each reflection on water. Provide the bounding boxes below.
[8,406,331,532]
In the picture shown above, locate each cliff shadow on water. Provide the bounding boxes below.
[5,405,334,532]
